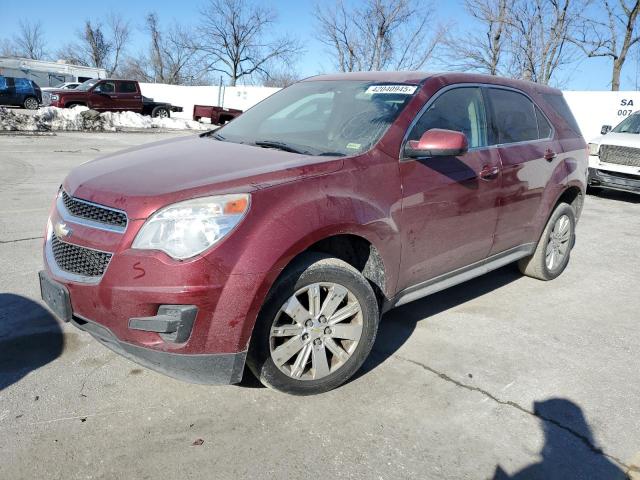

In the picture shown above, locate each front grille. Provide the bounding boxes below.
[599,144,640,168]
[62,190,127,228]
[51,234,112,277]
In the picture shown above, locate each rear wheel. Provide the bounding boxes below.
[152,106,170,118]
[23,97,38,110]
[518,202,576,281]
[247,253,379,395]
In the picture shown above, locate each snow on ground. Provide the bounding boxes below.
[0,106,211,132]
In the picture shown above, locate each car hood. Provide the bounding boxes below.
[590,132,640,147]
[63,135,344,219]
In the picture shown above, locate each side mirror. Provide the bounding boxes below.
[601,125,612,135]
[92,86,102,94]
[404,128,469,159]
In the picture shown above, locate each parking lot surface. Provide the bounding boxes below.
[1,131,639,479]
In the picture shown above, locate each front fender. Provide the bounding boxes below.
[201,163,402,351]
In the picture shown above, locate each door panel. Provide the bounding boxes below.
[116,81,142,112]
[397,87,501,291]
[89,81,117,110]
[485,88,561,253]
[491,141,561,252]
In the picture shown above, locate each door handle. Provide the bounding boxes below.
[479,165,500,180]
[544,149,557,161]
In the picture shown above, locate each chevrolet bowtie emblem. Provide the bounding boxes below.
[54,222,72,239]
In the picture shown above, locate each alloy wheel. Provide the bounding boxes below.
[546,214,571,271]
[25,98,38,110]
[269,282,363,381]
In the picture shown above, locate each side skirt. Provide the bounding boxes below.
[383,243,535,313]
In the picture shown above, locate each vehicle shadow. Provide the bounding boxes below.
[356,264,522,379]
[0,293,63,390]
[591,189,640,204]
[492,398,627,479]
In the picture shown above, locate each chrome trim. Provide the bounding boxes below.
[44,219,113,284]
[57,190,128,233]
[399,82,556,161]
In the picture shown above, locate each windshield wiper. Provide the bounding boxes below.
[200,130,226,140]
[254,140,308,154]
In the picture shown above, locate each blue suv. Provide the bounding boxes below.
[0,76,42,109]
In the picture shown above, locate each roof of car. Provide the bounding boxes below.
[302,71,561,94]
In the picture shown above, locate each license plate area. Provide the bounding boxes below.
[39,271,72,322]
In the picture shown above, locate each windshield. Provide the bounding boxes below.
[75,79,100,91]
[215,80,417,156]
[612,113,640,134]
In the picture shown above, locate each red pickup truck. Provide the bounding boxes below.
[193,105,242,124]
[43,79,182,118]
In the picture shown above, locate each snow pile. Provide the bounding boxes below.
[0,106,211,132]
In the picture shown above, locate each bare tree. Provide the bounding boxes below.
[193,0,302,86]
[0,38,19,57]
[508,0,586,85]
[121,13,202,85]
[108,13,130,76]
[315,1,359,72]
[260,67,300,87]
[573,0,640,90]
[445,0,510,75]
[315,0,442,72]
[14,20,47,59]
[57,14,130,75]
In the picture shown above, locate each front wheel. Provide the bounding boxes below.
[247,253,379,395]
[518,202,576,281]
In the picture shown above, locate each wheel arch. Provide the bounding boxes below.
[237,227,392,352]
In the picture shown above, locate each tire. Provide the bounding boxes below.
[152,106,170,118]
[247,253,379,395]
[518,202,576,281]
[23,97,38,110]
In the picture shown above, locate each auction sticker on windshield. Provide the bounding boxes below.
[365,85,417,95]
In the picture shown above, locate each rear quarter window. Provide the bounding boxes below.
[535,106,553,138]
[541,93,582,136]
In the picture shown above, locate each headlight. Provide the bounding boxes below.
[588,143,599,156]
[50,94,59,101]
[132,194,250,259]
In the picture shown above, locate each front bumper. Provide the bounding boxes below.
[72,314,246,384]
[588,167,640,194]
[39,268,246,384]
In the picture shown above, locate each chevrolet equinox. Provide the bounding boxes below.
[39,72,587,395]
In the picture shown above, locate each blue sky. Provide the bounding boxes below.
[0,0,636,90]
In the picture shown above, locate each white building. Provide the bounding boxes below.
[0,57,107,88]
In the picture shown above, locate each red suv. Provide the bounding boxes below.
[39,72,587,395]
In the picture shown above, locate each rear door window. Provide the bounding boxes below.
[15,78,32,93]
[118,81,137,93]
[487,88,539,144]
[408,87,489,148]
